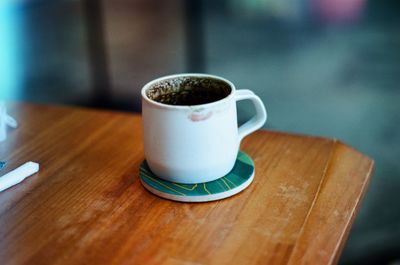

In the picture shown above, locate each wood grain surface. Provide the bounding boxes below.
[0,103,374,265]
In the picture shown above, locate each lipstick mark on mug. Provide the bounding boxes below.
[188,111,212,122]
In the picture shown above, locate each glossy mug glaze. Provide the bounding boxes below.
[141,73,267,184]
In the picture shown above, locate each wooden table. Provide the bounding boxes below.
[0,103,374,265]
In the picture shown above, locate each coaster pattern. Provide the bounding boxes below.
[139,150,255,202]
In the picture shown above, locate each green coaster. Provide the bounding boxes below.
[139,151,255,202]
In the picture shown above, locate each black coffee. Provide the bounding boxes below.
[146,77,231,106]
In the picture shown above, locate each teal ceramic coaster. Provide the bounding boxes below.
[139,151,255,202]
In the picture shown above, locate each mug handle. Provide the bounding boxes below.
[235,89,267,142]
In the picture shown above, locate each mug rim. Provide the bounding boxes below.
[141,73,236,109]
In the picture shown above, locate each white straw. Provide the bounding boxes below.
[0,162,39,192]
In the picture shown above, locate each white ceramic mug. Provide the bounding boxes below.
[141,73,267,183]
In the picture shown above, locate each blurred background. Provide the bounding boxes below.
[0,0,399,264]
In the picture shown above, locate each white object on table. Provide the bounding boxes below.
[0,162,40,192]
[0,102,18,142]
